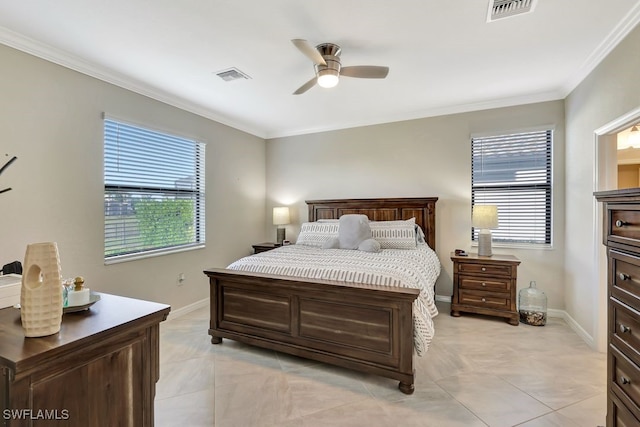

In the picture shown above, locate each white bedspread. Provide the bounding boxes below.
[227,243,441,356]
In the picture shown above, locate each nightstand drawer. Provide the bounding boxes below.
[611,345,640,415]
[612,298,640,365]
[457,262,512,277]
[459,277,510,292]
[458,290,510,311]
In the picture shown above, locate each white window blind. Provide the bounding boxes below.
[471,129,552,245]
[104,118,205,261]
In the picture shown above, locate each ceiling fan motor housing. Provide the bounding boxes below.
[314,43,341,87]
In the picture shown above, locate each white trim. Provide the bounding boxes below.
[561,2,640,98]
[0,26,266,139]
[435,294,451,303]
[550,308,597,350]
[165,297,209,320]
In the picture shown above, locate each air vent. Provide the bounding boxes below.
[487,0,537,22]
[215,67,251,82]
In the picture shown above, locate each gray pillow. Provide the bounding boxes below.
[338,214,372,250]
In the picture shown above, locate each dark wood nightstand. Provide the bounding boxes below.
[252,242,282,254]
[450,252,521,325]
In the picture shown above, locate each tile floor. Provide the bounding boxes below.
[155,301,606,427]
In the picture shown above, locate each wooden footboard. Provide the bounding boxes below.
[203,268,419,394]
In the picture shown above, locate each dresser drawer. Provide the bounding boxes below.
[459,276,511,292]
[611,250,640,311]
[610,391,640,427]
[611,345,640,416]
[458,289,510,311]
[610,208,640,244]
[611,298,640,365]
[457,262,512,277]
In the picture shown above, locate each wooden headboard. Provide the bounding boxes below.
[306,197,438,250]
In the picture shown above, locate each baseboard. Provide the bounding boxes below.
[435,294,596,348]
[166,297,209,320]
[549,308,595,348]
[435,294,451,303]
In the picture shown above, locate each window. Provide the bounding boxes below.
[104,117,205,262]
[471,129,552,245]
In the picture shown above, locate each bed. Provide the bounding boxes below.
[203,197,439,394]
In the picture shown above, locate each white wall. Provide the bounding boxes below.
[565,23,640,350]
[0,44,267,311]
[266,101,566,309]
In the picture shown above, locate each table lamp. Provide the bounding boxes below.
[273,207,290,244]
[473,205,498,257]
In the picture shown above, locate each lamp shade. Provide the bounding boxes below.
[273,207,290,225]
[472,205,498,229]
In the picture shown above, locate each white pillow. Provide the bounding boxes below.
[370,219,417,249]
[296,222,339,247]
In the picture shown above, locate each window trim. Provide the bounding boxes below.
[470,126,554,248]
[103,114,206,264]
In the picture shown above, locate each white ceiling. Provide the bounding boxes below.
[1,1,639,139]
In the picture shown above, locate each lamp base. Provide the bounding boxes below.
[477,231,493,257]
[276,227,286,245]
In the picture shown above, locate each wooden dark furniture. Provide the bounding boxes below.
[450,252,520,325]
[595,188,640,426]
[0,293,170,427]
[252,242,281,254]
[204,197,437,394]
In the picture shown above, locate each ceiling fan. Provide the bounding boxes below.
[291,39,389,95]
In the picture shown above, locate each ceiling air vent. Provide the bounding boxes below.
[215,67,251,82]
[487,0,537,22]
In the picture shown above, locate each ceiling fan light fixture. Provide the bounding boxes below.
[317,70,339,88]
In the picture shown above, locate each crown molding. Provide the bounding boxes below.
[560,2,640,97]
[265,89,564,139]
[0,26,267,139]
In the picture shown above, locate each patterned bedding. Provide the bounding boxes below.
[227,243,441,356]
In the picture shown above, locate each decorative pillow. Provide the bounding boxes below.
[295,221,339,247]
[321,214,380,253]
[370,219,417,249]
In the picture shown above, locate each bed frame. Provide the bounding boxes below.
[203,197,437,394]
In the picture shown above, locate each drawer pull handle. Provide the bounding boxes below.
[619,272,630,281]
[481,298,486,302]
[620,324,631,334]
[481,267,486,272]
[482,282,487,287]
[615,220,629,228]
[620,376,631,385]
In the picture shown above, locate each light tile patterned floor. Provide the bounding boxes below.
[155,301,606,427]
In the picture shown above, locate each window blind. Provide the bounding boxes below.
[471,129,552,245]
[104,118,205,260]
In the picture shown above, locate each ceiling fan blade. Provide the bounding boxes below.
[291,39,326,66]
[293,76,317,95]
[341,66,389,79]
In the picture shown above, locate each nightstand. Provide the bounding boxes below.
[252,242,281,254]
[450,252,521,325]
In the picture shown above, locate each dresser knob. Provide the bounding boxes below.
[620,324,631,334]
[481,267,486,272]
[481,298,486,302]
[482,282,486,287]
[621,376,631,385]
[619,272,630,281]
[616,220,629,227]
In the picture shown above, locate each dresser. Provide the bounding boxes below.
[0,293,170,427]
[450,252,521,325]
[595,189,640,426]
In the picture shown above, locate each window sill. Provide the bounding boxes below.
[105,244,205,265]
